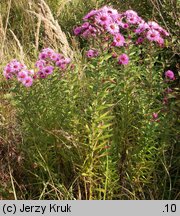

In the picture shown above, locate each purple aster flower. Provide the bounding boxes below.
[83,10,98,20]
[39,52,48,60]
[22,76,33,87]
[165,70,175,80]
[136,37,144,44]
[146,29,160,42]
[86,49,98,58]
[148,21,160,30]
[122,23,129,29]
[50,53,60,62]
[35,60,46,69]
[17,70,28,82]
[59,63,67,70]
[118,53,129,65]
[135,22,149,34]
[137,17,145,24]
[113,33,125,47]
[106,22,119,35]
[114,14,123,25]
[42,48,55,56]
[126,16,139,24]
[82,29,91,38]
[63,58,71,64]
[3,65,13,75]
[124,10,138,18]
[10,60,22,73]
[81,22,90,30]
[39,48,55,60]
[3,60,27,79]
[100,6,118,17]
[82,26,97,38]
[56,59,64,67]
[3,68,13,79]
[37,71,46,79]
[95,12,111,26]
[88,25,98,35]
[42,66,54,75]
[74,26,82,35]
[157,37,164,46]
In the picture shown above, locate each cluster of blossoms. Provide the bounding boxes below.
[74,6,169,65]
[74,6,169,45]
[3,59,34,87]
[3,48,72,87]
[35,48,71,79]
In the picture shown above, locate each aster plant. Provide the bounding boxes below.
[2,5,178,200]
[74,6,169,66]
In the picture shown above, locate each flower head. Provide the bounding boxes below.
[146,29,160,42]
[118,54,129,65]
[165,70,175,80]
[50,53,61,62]
[35,60,46,69]
[17,70,28,82]
[113,33,125,47]
[124,10,138,17]
[135,22,149,34]
[106,22,119,35]
[74,26,82,35]
[126,16,139,24]
[95,12,111,26]
[81,22,90,30]
[136,37,144,44]
[83,10,98,20]
[157,37,164,46]
[148,21,160,30]
[86,49,99,58]
[42,66,54,75]
[82,25,97,38]
[100,6,118,19]
[22,76,33,87]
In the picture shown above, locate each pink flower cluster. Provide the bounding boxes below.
[3,48,72,87]
[74,6,169,67]
[3,59,34,87]
[36,48,71,78]
[74,6,169,46]
[74,6,126,46]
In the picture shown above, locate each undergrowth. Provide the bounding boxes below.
[0,0,179,200]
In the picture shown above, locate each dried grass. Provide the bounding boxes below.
[57,0,72,17]
[35,10,42,51]
[0,14,5,43]
[0,0,12,62]
[9,29,24,62]
[27,0,73,58]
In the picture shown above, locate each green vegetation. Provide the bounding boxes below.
[0,0,179,200]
